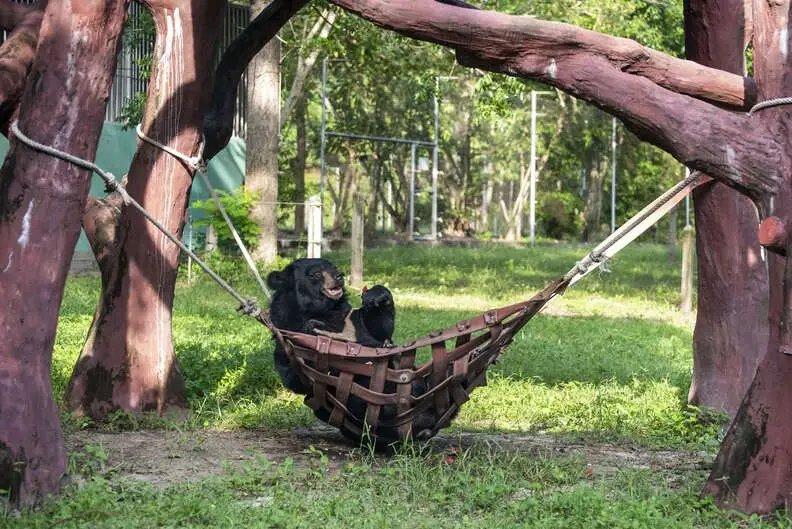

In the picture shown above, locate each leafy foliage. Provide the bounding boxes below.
[193,187,262,253]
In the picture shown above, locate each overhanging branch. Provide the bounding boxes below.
[202,0,310,160]
[329,0,781,199]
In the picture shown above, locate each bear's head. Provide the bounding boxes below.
[267,258,348,313]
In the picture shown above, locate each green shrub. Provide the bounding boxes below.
[193,187,261,254]
[538,191,584,239]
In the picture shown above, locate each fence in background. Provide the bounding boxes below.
[1,2,250,138]
[106,1,250,138]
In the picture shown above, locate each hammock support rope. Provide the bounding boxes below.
[11,119,703,443]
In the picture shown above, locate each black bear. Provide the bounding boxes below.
[266,258,395,394]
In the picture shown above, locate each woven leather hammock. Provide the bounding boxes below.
[257,277,569,443]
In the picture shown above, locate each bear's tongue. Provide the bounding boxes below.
[325,286,343,298]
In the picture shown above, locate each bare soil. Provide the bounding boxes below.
[65,427,713,488]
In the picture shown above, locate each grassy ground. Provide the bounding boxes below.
[8,243,790,527]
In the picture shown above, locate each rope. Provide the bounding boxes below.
[136,124,271,300]
[11,121,262,317]
[562,170,700,283]
[749,97,792,115]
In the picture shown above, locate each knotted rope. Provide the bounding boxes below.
[562,169,701,284]
[11,121,262,317]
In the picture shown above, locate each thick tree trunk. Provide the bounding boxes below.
[685,0,769,418]
[703,0,792,513]
[293,94,307,234]
[248,0,280,264]
[0,0,127,506]
[66,0,226,420]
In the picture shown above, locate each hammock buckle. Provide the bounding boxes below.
[315,335,331,354]
[484,310,498,326]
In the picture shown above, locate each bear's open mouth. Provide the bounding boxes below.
[323,286,343,299]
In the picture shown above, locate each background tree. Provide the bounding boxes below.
[247,0,280,263]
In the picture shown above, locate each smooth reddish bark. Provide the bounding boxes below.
[0,0,127,506]
[702,0,792,513]
[758,216,786,255]
[684,0,769,419]
[66,0,226,419]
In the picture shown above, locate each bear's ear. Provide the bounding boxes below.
[267,267,293,291]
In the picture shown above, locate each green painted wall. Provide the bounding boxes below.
[0,122,246,252]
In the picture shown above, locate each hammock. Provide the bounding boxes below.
[10,121,705,445]
[258,277,569,443]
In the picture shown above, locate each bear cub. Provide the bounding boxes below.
[266,258,395,395]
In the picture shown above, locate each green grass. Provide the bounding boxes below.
[19,243,788,527]
[6,448,791,528]
[53,244,709,446]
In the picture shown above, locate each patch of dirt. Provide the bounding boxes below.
[65,427,714,488]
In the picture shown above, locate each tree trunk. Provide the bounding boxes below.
[365,167,380,239]
[582,155,607,242]
[66,0,226,420]
[702,0,792,512]
[293,94,307,235]
[481,179,490,232]
[684,0,769,419]
[248,0,280,264]
[0,0,127,506]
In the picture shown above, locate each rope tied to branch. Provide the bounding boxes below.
[11,120,264,315]
[749,97,792,115]
[135,124,271,300]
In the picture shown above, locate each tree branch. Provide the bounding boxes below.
[0,1,45,134]
[328,0,782,200]
[280,8,336,130]
[202,0,310,160]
